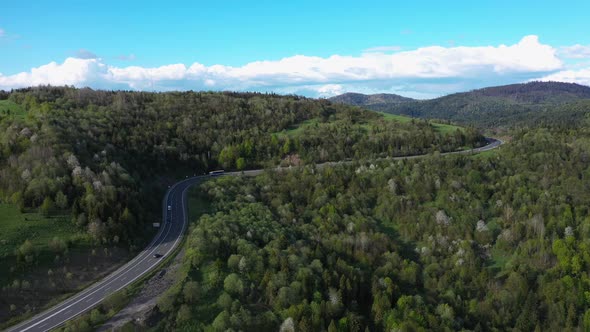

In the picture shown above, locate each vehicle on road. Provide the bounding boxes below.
[167,205,171,211]
[6,139,502,332]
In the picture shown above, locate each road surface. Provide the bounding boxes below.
[5,177,202,332]
[6,137,503,331]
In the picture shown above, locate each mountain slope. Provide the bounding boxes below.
[329,92,414,106]
[333,82,590,127]
[0,86,485,324]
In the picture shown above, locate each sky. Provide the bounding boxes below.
[1,0,589,98]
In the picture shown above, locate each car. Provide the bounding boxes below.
[167,205,171,211]
[153,253,163,258]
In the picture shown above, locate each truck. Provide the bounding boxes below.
[209,170,225,176]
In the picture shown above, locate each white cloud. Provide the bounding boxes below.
[559,44,590,59]
[538,68,590,86]
[0,58,108,87]
[316,84,345,97]
[0,35,570,97]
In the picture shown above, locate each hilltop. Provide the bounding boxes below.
[328,92,414,106]
[331,82,590,127]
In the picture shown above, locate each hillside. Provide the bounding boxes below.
[329,92,414,106]
[468,81,590,103]
[335,82,590,127]
[151,126,590,331]
[0,86,482,324]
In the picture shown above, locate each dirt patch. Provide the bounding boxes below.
[0,246,130,325]
[98,249,185,331]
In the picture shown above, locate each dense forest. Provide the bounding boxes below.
[328,93,414,106]
[154,124,590,331]
[0,86,481,244]
[0,86,482,323]
[331,82,590,128]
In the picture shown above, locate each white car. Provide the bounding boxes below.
[167,205,171,211]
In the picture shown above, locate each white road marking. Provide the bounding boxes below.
[14,179,196,332]
[7,140,505,331]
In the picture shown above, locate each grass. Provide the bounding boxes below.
[471,148,501,159]
[431,122,462,134]
[0,203,121,327]
[278,111,464,138]
[377,112,465,134]
[0,204,76,258]
[0,100,26,119]
[187,184,213,223]
[279,118,320,137]
[378,111,413,123]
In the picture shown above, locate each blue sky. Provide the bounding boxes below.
[1,0,589,98]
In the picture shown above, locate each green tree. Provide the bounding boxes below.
[89,309,104,325]
[328,320,338,332]
[40,196,54,216]
[236,157,246,171]
[183,281,200,303]
[55,191,68,209]
[223,273,244,297]
[176,304,193,325]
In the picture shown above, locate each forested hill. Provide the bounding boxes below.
[0,86,482,248]
[334,82,590,128]
[460,81,590,103]
[329,92,414,106]
[156,125,590,331]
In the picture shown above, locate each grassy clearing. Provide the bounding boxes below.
[471,148,501,159]
[278,111,464,138]
[0,204,77,258]
[279,118,320,137]
[378,111,413,123]
[0,100,26,119]
[0,203,127,326]
[431,122,461,134]
[379,111,464,134]
[187,184,213,223]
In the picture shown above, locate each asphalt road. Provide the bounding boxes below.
[6,137,503,331]
[238,137,505,176]
[5,177,203,332]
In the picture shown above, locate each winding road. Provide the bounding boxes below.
[5,138,503,332]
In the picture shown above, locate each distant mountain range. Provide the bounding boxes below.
[329,82,590,127]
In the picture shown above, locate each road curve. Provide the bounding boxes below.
[6,137,503,332]
[5,177,203,332]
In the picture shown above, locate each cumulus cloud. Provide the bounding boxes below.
[0,35,572,97]
[538,68,590,86]
[559,44,590,59]
[75,49,98,59]
[0,58,109,87]
[316,84,345,97]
